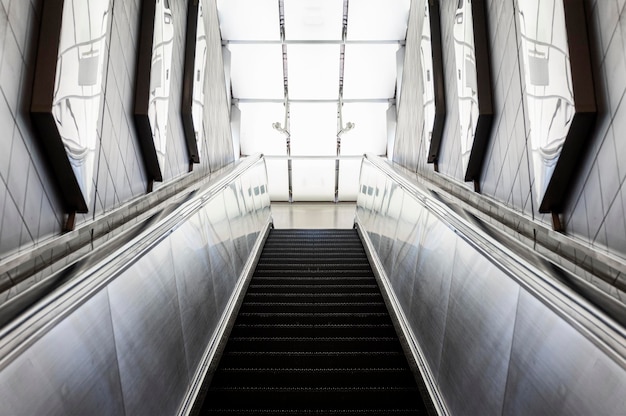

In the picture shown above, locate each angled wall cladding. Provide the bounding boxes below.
[0,0,233,262]
[395,0,626,264]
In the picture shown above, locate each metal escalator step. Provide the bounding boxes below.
[205,410,424,415]
[230,323,396,338]
[226,336,402,353]
[246,284,379,294]
[257,255,368,261]
[250,276,376,284]
[239,302,387,314]
[199,229,428,415]
[211,367,416,388]
[253,271,375,279]
[203,386,419,410]
[241,293,382,304]
[255,263,372,270]
[217,351,410,369]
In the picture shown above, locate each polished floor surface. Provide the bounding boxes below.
[271,202,356,229]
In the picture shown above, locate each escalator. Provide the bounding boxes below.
[200,229,429,415]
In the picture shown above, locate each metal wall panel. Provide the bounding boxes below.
[171,212,217,379]
[0,157,272,416]
[409,212,455,379]
[108,238,189,416]
[0,291,124,416]
[503,290,626,416]
[206,193,238,315]
[356,156,626,416]
[438,241,519,416]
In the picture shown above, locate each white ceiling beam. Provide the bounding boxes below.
[223,40,405,45]
[234,98,395,104]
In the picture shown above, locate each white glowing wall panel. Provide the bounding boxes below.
[284,0,343,40]
[289,103,337,156]
[347,0,410,40]
[338,159,362,200]
[217,0,280,40]
[340,103,389,155]
[228,44,284,99]
[265,158,290,201]
[342,44,400,99]
[292,159,335,201]
[287,44,340,99]
[238,103,288,155]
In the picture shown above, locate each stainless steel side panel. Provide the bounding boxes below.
[438,240,519,416]
[356,156,626,416]
[0,291,124,416]
[409,212,455,381]
[170,212,218,379]
[0,156,272,416]
[503,290,626,416]
[108,238,189,416]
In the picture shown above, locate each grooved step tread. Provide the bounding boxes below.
[200,229,428,415]
[205,410,422,415]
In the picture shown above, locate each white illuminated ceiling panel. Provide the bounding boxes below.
[347,0,410,40]
[289,103,337,156]
[342,44,400,99]
[217,0,280,40]
[228,44,284,99]
[288,44,340,99]
[238,103,288,156]
[338,159,362,201]
[340,103,389,155]
[284,0,343,40]
[292,159,335,201]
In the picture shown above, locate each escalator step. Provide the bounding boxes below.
[211,367,416,387]
[230,323,397,338]
[217,351,410,368]
[236,312,393,325]
[246,284,379,293]
[205,410,423,415]
[240,302,387,314]
[200,229,428,415]
[204,386,419,410]
[226,336,401,353]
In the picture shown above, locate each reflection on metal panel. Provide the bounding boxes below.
[517,0,596,214]
[452,0,493,183]
[0,157,272,415]
[439,243,519,416]
[108,238,188,416]
[356,155,626,416]
[31,0,112,214]
[0,291,124,416]
[182,0,207,165]
[503,290,626,415]
[422,0,446,165]
[134,0,175,184]
[409,212,455,378]
[170,214,217,379]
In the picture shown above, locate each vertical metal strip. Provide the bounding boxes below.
[335,0,349,203]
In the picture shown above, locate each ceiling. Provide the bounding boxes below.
[216,0,410,201]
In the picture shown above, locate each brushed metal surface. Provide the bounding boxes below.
[170,213,218,379]
[0,291,124,416]
[0,156,271,416]
[355,155,626,416]
[207,194,239,315]
[502,290,626,416]
[438,240,520,416]
[409,212,455,378]
[108,239,188,416]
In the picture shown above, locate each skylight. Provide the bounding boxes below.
[217,0,410,201]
